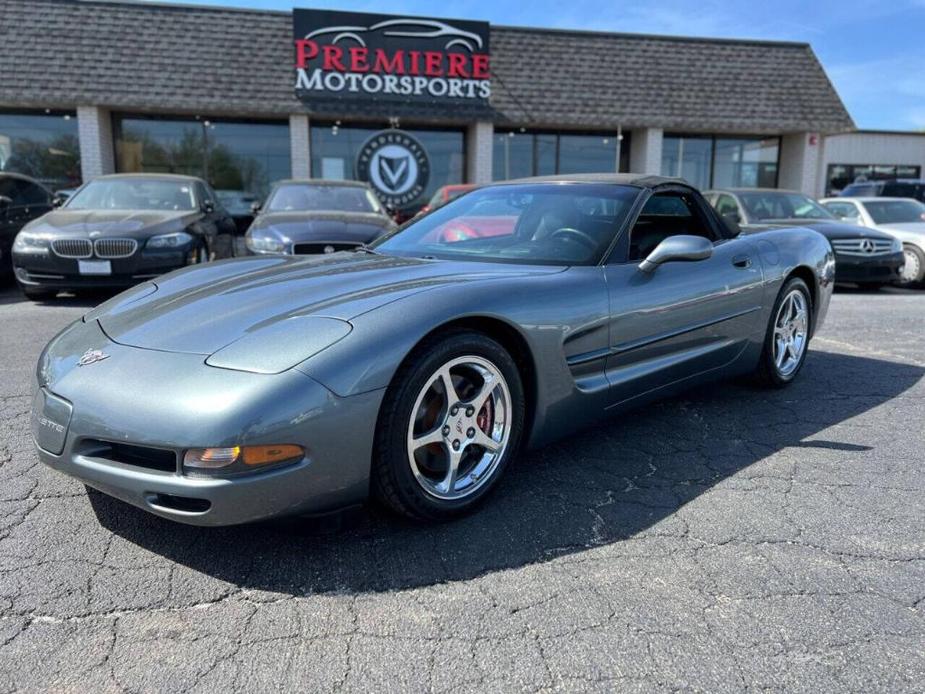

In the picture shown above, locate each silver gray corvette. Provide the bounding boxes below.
[33,175,834,525]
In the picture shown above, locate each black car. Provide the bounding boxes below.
[216,189,259,234]
[705,188,904,288]
[839,179,925,203]
[12,174,236,300]
[245,179,396,255]
[0,173,54,277]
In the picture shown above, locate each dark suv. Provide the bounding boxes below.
[840,179,925,203]
[0,173,54,277]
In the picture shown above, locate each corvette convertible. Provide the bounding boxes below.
[32,175,834,525]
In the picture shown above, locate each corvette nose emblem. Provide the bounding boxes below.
[78,349,110,366]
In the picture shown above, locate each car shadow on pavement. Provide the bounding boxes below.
[87,349,923,595]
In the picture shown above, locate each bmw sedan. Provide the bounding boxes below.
[12,174,236,300]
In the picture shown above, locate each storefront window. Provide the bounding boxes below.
[662,135,780,189]
[493,131,627,180]
[826,163,922,195]
[713,138,779,188]
[661,136,712,189]
[0,110,80,191]
[310,124,464,212]
[114,115,290,198]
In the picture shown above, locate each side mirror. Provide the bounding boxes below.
[721,210,741,224]
[201,200,215,214]
[638,235,713,273]
[250,201,261,216]
[52,195,66,208]
[0,195,11,210]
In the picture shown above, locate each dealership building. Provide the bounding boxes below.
[1,0,921,211]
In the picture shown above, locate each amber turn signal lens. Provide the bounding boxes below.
[241,445,304,466]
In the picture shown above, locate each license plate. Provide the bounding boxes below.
[78,260,112,275]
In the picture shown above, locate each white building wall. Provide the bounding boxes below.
[778,132,821,196]
[76,106,115,180]
[466,121,493,184]
[628,127,663,175]
[289,114,311,179]
[819,131,925,194]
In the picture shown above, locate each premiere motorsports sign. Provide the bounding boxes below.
[293,10,491,107]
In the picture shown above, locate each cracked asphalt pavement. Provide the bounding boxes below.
[0,283,923,692]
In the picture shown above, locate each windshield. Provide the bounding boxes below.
[738,192,834,221]
[372,183,639,266]
[66,179,197,211]
[865,199,925,224]
[266,184,382,214]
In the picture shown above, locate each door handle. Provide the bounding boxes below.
[732,255,752,268]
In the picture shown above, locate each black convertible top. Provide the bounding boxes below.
[503,173,691,189]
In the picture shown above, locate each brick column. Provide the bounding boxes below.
[76,106,115,181]
[629,127,663,175]
[289,114,311,178]
[778,132,821,196]
[466,121,493,184]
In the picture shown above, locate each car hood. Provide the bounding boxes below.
[744,220,894,240]
[93,252,562,355]
[250,211,393,244]
[24,209,199,238]
[874,222,925,236]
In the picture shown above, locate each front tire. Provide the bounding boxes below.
[897,244,925,286]
[753,277,812,388]
[19,284,57,302]
[373,330,525,521]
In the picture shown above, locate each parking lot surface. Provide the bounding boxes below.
[0,284,922,692]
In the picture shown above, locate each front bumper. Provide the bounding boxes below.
[833,251,904,284]
[12,247,192,289]
[33,319,383,526]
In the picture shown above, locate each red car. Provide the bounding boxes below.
[417,184,477,216]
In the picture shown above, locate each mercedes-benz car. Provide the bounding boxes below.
[705,188,904,288]
[820,196,925,286]
[12,174,236,300]
[245,179,396,256]
[33,175,833,526]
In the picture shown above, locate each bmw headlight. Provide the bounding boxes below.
[12,232,49,254]
[246,234,289,254]
[147,231,194,249]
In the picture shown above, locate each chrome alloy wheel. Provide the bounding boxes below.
[900,247,921,284]
[406,355,512,501]
[773,289,809,377]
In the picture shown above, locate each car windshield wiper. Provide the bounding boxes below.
[354,244,381,255]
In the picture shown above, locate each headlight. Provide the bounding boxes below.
[891,237,903,253]
[146,231,194,249]
[246,234,289,254]
[12,232,49,253]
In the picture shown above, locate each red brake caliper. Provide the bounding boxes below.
[476,396,494,436]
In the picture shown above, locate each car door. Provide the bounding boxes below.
[603,188,765,406]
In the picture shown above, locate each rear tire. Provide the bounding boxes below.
[372,330,525,521]
[753,277,813,388]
